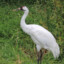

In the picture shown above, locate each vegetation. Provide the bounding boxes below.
[0,0,64,64]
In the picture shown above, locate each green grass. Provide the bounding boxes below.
[0,2,64,64]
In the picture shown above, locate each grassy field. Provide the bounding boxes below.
[0,1,64,64]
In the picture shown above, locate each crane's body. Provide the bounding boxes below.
[21,23,60,58]
[16,6,60,64]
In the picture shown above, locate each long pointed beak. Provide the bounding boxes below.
[13,8,21,11]
[16,8,21,11]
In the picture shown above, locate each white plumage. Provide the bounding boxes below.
[18,6,60,60]
[26,24,60,58]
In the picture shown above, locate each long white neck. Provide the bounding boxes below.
[20,10,29,33]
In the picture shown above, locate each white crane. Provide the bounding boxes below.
[16,6,60,64]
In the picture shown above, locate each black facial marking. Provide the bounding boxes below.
[20,7,23,10]
[20,6,25,11]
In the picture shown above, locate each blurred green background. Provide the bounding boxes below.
[0,0,64,64]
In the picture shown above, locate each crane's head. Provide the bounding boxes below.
[13,6,29,12]
[20,6,29,11]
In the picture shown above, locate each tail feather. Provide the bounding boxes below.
[51,43,60,59]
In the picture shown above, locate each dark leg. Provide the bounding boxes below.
[40,50,43,64]
[37,50,43,64]
[37,52,40,64]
